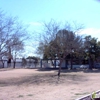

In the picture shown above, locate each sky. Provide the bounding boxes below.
[0,0,100,57]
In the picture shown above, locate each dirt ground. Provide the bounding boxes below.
[0,68,100,100]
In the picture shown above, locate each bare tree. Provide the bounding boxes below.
[0,10,28,68]
[56,30,83,76]
[36,20,83,76]
[36,19,60,56]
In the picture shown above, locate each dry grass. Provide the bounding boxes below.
[0,68,100,100]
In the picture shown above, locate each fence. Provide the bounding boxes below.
[40,59,90,69]
[0,59,40,68]
[1,59,100,69]
[40,59,100,69]
[40,59,68,68]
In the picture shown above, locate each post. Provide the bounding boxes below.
[54,59,56,68]
[40,59,42,68]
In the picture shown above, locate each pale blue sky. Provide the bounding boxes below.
[0,0,100,33]
[0,0,100,56]
[0,0,100,28]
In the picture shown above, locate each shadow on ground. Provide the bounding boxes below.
[0,71,87,87]
[36,67,100,73]
[0,68,15,72]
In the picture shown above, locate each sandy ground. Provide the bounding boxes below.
[0,68,100,100]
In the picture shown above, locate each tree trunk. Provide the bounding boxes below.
[58,65,61,76]
[58,59,63,76]
[89,56,93,70]
[65,60,68,69]
[1,60,4,68]
[70,58,73,70]
[13,61,16,68]
[54,59,56,68]
[40,59,42,68]
[2,62,4,68]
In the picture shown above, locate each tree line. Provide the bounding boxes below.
[1,9,100,76]
[36,20,100,76]
[0,10,29,68]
